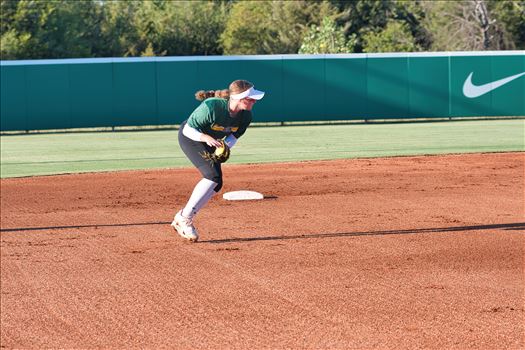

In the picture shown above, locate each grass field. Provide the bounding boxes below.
[1,119,523,178]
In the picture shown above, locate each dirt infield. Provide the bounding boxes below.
[1,152,523,349]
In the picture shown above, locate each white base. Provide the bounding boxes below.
[222,190,264,201]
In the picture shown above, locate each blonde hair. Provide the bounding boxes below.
[194,79,254,101]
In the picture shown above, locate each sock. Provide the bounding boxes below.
[181,178,218,218]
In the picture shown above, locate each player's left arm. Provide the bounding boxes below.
[228,112,252,147]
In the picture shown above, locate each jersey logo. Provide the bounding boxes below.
[211,124,239,132]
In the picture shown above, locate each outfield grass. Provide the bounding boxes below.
[1,119,523,178]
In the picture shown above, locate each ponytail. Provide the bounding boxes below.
[195,80,253,101]
[195,89,230,101]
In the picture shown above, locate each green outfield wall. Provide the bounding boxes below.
[1,52,524,131]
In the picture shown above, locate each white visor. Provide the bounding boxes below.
[230,86,265,100]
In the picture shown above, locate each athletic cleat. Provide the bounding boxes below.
[171,210,198,242]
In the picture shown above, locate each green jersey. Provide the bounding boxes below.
[187,98,252,140]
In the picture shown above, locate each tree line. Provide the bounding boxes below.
[1,0,523,60]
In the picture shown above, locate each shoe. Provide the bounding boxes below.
[171,210,198,242]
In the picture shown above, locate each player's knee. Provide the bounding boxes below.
[204,173,222,192]
[212,177,223,192]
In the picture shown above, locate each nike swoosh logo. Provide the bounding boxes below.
[463,71,525,98]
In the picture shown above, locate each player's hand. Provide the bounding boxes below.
[201,134,223,148]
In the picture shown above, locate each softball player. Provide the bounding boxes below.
[172,79,265,242]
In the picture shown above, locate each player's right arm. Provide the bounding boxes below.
[184,102,222,147]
